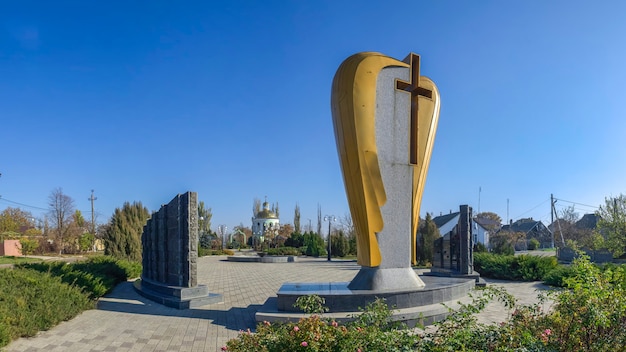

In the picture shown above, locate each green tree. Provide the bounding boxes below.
[475,211,502,232]
[416,213,440,265]
[62,210,88,254]
[285,232,304,248]
[597,194,626,257]
[19,237,39,254]
[198,201,212,235]
[78,233,94,252]
[490,231,525,255]
[103,201,150,262]
[293,203,301,234]
[331,230,349,257]
[0,207,33,234]
[304,231,325,257]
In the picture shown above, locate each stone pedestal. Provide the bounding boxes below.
[257,275,475,327]
[133,277,222,309]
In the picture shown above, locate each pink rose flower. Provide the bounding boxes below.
[301,341,308,347]
[293,326,300,332]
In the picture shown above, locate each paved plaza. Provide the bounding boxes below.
[7,256,552,352]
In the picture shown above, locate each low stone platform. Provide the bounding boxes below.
[256,275,475,327]
[425,268,487,287]
[133,277,223,309]
[227,255,298,263]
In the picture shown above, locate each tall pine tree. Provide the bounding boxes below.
[103,201,150,262]
[293,203,301,234]
[417,213,440,266]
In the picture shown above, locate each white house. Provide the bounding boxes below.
[431,211,495,248]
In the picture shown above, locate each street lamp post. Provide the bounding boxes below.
[324,215,336,261]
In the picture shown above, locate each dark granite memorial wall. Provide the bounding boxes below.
[141,192,198,288]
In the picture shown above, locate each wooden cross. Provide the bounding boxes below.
[395,53,433,165]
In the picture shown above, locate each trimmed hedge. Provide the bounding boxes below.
[474,253,558,281]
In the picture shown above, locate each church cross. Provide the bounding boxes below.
[395,53,433,165]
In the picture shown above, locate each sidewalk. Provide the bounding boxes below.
[6,256,552,352]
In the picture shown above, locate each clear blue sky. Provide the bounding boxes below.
[2,1,625,233]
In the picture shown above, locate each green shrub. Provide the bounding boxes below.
[198,248,234,257]
[543,265,576,287]
[0,322,9,349]
[226,255,626,351]
[227,296,418,352]
[266,247,300,256]
[19,238,39,255]
[18,256,141,298]
[0,268,93,348]
[528,238,540,250]
[473,242,488,253]
[474,252,516,279]
[474,253,558,281]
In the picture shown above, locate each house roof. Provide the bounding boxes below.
[432,212,460,228]
[576,213,600,229]
[474,217,500,229]
[500,218,549,234]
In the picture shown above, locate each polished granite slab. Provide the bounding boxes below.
[276,275,475,312]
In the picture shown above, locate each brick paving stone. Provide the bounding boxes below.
[6,255,551,351]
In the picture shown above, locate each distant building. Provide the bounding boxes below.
[473,217,500,249]
[431,211,496,248]
[549,213,601,247]
[500,218,553,249]
[576,213,600,230]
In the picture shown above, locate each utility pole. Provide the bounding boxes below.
[88,190,97,235]
[550,194,555,224]
[551,194,565,247]
[550,194,556,248]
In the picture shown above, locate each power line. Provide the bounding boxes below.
[512,198,550,219]
[0,197,48,211]
[553,197,599,210]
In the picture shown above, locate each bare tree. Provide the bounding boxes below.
[339,213,355,236]
[560,206,580,223]
[48,188,75,254]
[198,201,212,235]
[252,198,261,217]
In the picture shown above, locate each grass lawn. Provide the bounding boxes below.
[0,256,43,265]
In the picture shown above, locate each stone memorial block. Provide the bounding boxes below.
[134,192,221,309]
